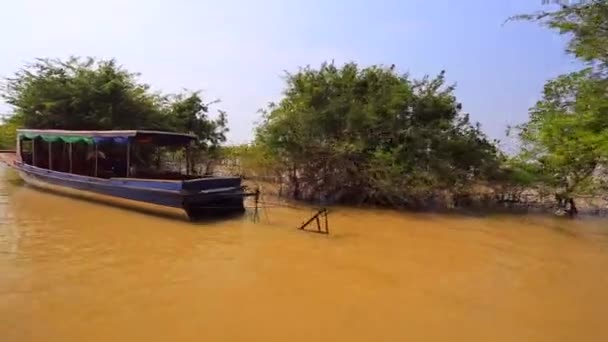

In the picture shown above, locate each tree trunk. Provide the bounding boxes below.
[204,160,214,176]
[291,164,300,200]
[567,197,578,218]
[555,191,578,218]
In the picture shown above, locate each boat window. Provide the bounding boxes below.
[33,138,49,169]
[95,142,128,178]
[20,140,33,165]
[129,144,191,180]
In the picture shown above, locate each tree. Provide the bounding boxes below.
[1,57,229,162]
[512,1,608,214]
[255,62,501,206]
[517,70,608,197]
[166,92,228,148]
[2,57,165,130]
[0,115,22,149]
[513,0,608,70]
[220,143,282,180]
[165,92,228,174]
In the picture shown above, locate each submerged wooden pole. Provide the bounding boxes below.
[298,208,329,234]
[253,188,260,223]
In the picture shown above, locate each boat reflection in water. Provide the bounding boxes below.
[7,129,247,220]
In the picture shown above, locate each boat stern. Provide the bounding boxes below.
[181,177,246,220]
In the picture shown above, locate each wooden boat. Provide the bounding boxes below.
[2,129,248,220]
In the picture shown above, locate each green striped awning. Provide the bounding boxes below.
[19,132,94,145]
[17,129,196,146]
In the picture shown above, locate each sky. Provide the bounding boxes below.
[0,0,581,149]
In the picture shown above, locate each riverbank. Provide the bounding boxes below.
[239,177,608,217]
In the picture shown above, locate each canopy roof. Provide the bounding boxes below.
[17,129,197,146]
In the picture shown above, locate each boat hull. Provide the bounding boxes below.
[14,162,245,220]
[19,170,189,219]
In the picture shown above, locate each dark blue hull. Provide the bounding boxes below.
[15,162,245,220]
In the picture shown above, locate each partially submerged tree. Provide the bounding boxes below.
[256,62,501,206]
[512,0,608,214]
[517,70,608,199]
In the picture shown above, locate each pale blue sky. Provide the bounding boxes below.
[0,0,580,148]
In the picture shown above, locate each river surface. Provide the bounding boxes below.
[2,165,608,341]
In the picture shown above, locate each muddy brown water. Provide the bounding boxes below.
[2,165,608,342]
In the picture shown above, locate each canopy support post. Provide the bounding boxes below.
[126,140,130,177]
[94,143,98,177]
[185,145,190,176]
[48,141,52,170]
[16,136,21,162]
[69,143,73,174]
[32,139,36,166]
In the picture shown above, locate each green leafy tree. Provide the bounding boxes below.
[517,70,608,196]
[220,143,282,180]
[0,115,22,149]
[512,1,608,213]
[513,0,608,69]
[165,92,228,174]
[1,57,229,166]
[2,57,165,130]
[256,62,501,206]
[166,92,227,148]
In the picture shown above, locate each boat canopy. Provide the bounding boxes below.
[17,129,197,146]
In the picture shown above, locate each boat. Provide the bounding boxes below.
[2,129,249,220]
